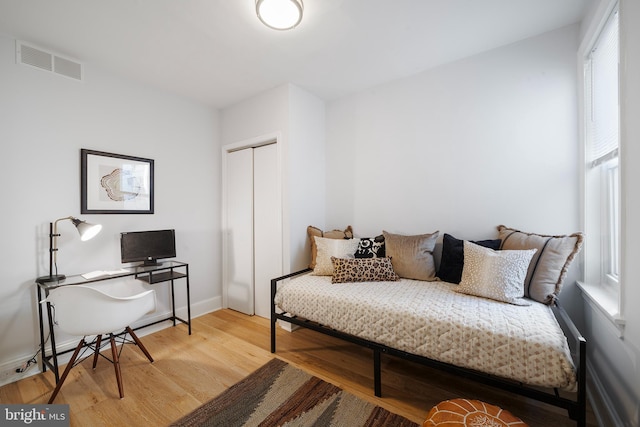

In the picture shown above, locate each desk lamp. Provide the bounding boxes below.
[37,216,102,283]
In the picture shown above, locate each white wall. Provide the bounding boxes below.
[0,34,221,382]
[619,0,640,423]
[221,86,290,145]
[324,25,586,321]
[325,24,584,320]
[326,25,580,244]
[288,85,326,270]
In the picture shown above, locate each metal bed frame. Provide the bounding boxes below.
[270,268,587,426]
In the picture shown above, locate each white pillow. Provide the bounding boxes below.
[313,236,360,276]
[456,241,536,305]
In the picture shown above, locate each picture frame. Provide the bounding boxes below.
[81,149,154,214]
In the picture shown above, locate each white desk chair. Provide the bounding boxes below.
[44,279,156,403]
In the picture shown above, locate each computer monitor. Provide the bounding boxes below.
[120,229,176,266]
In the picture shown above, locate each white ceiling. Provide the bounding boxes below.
[0,0,594,109]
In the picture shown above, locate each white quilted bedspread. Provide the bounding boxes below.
[274,275,576,391]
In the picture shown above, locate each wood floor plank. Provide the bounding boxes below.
[0,310,596,426]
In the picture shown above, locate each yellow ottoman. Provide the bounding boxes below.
[423,398,528,427]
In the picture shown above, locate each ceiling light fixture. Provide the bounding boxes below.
[256,0,303,31]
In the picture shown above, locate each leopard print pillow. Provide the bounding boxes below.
[331,256,399,283]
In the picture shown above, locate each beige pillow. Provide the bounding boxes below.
[497,225,584,304]
[313,236,361,276]
[456,241,536,305]
[307,225,354,269]
[382,230,439,281]
[331,257,399,283]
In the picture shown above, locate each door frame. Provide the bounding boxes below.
[221,131,287,311]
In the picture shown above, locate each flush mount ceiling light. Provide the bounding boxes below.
[256,0,303,31]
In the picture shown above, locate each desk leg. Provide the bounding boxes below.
[170,279,176,327]
[46,301,59,383]
[37,286,46,374]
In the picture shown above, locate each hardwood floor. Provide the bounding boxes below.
[0,309,597,426]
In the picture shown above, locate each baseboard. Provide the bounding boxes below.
[587,360,626,427]
[0,296,222,388]
[0,355,38,387]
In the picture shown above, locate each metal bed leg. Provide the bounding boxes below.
[271,277,277,353]
[374,349,382,397]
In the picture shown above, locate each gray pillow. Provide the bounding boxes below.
[497,225,584,304]
[383,230,439,281]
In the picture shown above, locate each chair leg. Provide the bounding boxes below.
[109,334,124,399]
[92,334,102,369]
[48,339,85,404]
[126,326,154,363]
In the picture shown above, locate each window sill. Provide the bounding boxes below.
[577,281,625,335]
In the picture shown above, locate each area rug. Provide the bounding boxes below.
[170,358,419,427]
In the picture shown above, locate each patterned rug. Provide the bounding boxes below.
[170,358,419,427]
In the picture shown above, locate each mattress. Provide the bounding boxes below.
[274,274,577,391]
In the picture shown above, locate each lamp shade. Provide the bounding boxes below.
[71,218,102,241]
[256,0,303,30]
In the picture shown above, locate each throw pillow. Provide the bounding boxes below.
[331,257,399,283]
[354,235,385,258]
[497,225,584,304]
[383,230,439,281]
[307,225,354,269]
[437,233,502,284]
[313,236,361,276]
[456,241,536,305]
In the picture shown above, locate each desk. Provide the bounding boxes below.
[36,261,191,382]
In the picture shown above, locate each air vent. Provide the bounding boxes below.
[54,56,82,80]
[16,40,83,81]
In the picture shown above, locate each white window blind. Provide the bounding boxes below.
[587,11,619,164]
[588,10,619,166]
[584,5,620,288]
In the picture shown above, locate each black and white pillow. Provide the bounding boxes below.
[354,235,385,258]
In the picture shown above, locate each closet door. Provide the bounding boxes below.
[224,143,281,317]
[253,144,281,318]
[226,148,254,315]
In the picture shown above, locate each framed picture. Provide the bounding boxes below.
[81,149,154,214]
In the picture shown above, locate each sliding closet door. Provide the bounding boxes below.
[253,144,281,318]
[226,148,254,315]
[224,143,281,317]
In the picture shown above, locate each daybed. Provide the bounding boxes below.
[271,225,586,426]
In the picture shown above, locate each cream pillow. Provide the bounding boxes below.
[307,225,354,269]
[456,241,536,306]
[313,236,361,276]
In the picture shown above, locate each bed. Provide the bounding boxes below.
[270,225,586,426]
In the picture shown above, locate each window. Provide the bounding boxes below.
[583,7,620,302]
